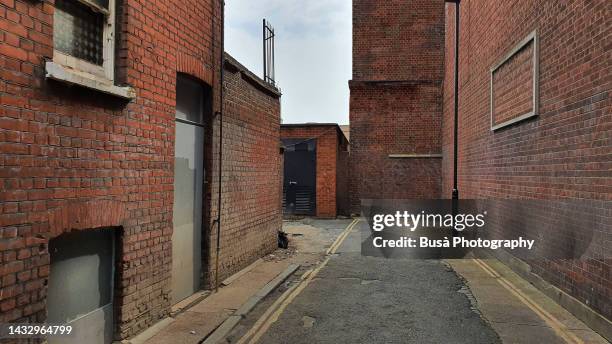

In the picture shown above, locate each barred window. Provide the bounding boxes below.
[52,0,116,81]
[54,0,105,65]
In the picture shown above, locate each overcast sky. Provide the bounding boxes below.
[225,1,351,125]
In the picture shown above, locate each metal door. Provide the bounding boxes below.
[282,139,316,215]
[172,75,206,304]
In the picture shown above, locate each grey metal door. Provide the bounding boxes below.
[171,75,206,304]
[282,139,317,215]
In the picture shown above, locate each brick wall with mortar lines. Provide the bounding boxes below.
[441,1,611,318]
[0,0,225,340]
[491,40,535,127]
[352,0,445,82]
[349,82,443,214]
[336,132,350,217]
[281,125,340,218]
[349,0,445,214]
[206,55,282,287]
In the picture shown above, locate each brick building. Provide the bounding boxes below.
[281,123,349,218]
[351,0,610,334]
[0,0,281,342]
[441,0,611,327]
[349,0,445,214]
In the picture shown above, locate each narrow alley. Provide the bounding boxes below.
[228,219,500,344]
[0,0,609,343]
[142,219,607,344]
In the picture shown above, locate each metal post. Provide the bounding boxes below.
[271,27,275,84]
[263,19,266,82]
[262,20,276,85]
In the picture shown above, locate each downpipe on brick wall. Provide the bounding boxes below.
[446,0,460,234]
[213,0,226,293]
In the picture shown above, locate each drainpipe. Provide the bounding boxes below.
[214,0,225,293]
[445,0,460,240]
[446,0,460,201]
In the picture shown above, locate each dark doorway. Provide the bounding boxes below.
[282,139,316,215]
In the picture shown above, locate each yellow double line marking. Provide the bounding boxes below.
[236,219,360,344]
[472,258,583,344]
[326,218,359,255]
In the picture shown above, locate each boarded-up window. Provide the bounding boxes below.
[48,229,115,344]
[490,31,539,131]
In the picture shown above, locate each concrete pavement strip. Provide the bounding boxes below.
[127,263,299,344]
[121,318,176,344]
[201,263,300,344]
[236,264,300,316]
[171,290,213,317]
[222,258,264,287]
[448,258,609,344]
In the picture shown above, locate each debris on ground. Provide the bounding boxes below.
[263,247,296,262]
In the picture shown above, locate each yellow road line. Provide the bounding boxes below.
[234,282,300,344]
[326,218,359,254]
[237,219,360,344]
[473,258,583,344]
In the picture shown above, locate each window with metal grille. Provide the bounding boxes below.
[54,0,105,65]
[52,0,116,81]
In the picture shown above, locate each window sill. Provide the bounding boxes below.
[388,153,442,159]
[45,61,135,100]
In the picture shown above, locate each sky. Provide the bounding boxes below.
[224,1,351,125]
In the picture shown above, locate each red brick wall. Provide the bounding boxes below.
[349,0,445,214]
[442,1,611,318]
[353,0,444,81]
[491,38,535,128]
[281,125,341,218]
[0,0,281,340]
[0,0,222,338]
[336,134,350,216]
[210,54,282,285]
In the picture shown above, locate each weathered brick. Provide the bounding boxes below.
[350,0,610,322]
[1,1,281,340]
[440,0,611,318]
[203,54,282,287]
[350,1,444,213]
[0,298,16,312]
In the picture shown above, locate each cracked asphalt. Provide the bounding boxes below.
[228,220,501,344]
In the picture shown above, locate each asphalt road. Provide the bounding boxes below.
[254,220,501,344]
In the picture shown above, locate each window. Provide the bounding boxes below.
[47,229,116,344]
[53,0,114,80]
[46,0,134,98]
